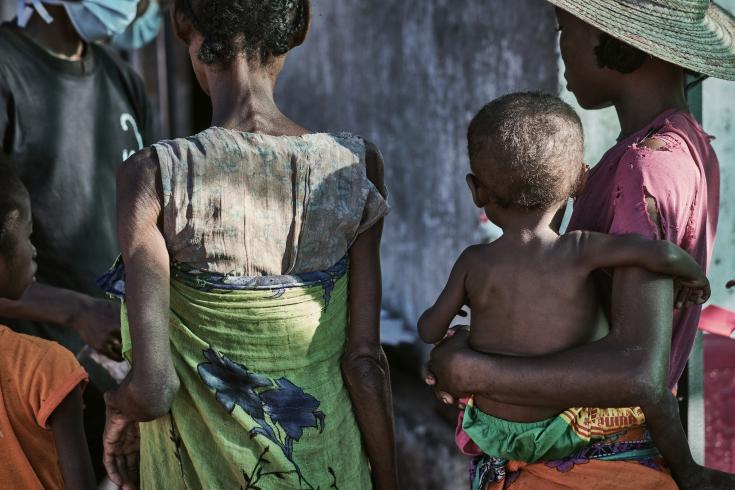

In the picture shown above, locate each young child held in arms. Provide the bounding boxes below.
[0,163,95,489]
[419,93,711,488]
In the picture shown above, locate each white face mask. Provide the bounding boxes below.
[17,0,140,42]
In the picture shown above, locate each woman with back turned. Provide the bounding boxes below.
[100,1,398,488]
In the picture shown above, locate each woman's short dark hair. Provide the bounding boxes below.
[594,33,647,74]
[175,0,309,66]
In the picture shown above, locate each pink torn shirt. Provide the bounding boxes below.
[568,108,720,389]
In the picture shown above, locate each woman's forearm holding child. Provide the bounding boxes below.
[430,267,674,409]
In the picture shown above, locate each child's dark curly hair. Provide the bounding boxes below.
[594,33,647,74]
[175,0,310,66]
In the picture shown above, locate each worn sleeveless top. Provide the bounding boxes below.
[153,127,389,275]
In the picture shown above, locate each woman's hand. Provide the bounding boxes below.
[103,391,141,490]
[424,327,471,409]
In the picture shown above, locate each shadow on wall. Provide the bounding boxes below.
[276,0,560,342]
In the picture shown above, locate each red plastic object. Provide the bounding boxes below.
[699,305,735,338]
[703,323,735,472]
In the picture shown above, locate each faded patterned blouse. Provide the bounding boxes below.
[152,128,389,276]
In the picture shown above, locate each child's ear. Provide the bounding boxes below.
[573,162,589,198]
[466,173,488,208]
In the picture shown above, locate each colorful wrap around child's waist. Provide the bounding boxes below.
[461,398,652,463]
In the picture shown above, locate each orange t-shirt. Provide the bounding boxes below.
[0,325,88,489]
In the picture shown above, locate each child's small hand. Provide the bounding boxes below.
[439,324,470,343]
[674,275,711,309]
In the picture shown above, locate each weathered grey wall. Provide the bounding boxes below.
[277,0,559,335]
[1,0,13,21]
[704,0,735,310]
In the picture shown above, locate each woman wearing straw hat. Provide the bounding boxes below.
[427,1,735,488]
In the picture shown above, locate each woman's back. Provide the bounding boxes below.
[120,128,387,489]
[154,127,388,276]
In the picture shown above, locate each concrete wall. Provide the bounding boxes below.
[704,0,735,310]
[1,0,13,21]
[277,0,560,334]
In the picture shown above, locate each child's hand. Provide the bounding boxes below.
[674,275,711,309]
[440,323,470,343]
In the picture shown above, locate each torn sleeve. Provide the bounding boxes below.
[608,144,698,243]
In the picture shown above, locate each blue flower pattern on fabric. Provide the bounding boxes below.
[261,378,325,458]
[197,349,272,418]
[197,348,327,489]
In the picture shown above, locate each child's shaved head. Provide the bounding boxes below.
[467,92,584,209]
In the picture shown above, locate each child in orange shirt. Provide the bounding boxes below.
[0,163,95,489]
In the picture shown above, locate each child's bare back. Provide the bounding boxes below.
[421,226,707,423]
[461,232,607,422]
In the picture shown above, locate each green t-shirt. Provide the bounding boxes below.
[0,24,153,360]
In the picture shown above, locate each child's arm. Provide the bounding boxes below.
[49,386,96,490]
[0,285,123,360]
[418,250,470,344]
[572,231,710,308]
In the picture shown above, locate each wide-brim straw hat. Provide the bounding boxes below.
[546,0,735,81]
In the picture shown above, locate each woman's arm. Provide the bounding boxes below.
[0,284,123,360]
[103,149,175,488]
[341,142,398,490]
[428,266,673,409]
[106,148,178,421]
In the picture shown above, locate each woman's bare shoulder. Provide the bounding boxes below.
[117,148,161,189]
[117,148,163,212]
